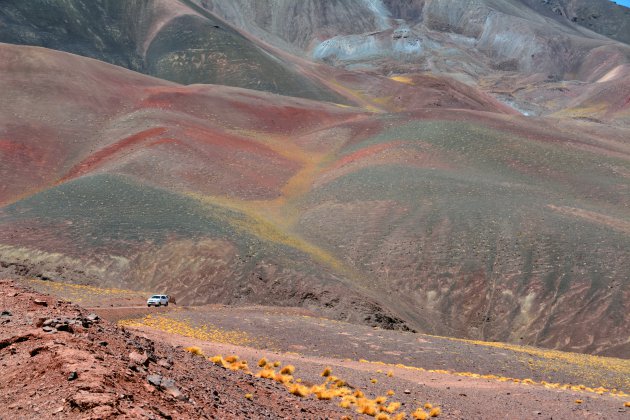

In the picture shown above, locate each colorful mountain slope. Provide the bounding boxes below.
[1,41,629,357]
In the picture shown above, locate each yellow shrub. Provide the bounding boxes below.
[392,414,406,420]
[575,399,583,404]
[412,409,428,420]
[184,346,204,356]
[357,402,378,416]
[424,403,432,410]
[624,402,630,407]
[225,355,239,363]
[273,373,293,384]
[376,413,390,420]
[256,369,275,379]
[371,378,378,384]
[288,384,310,397]
[339,399,352,409]
[273,361,281,367]
[387,390,395,396]
[257,357,267,367]
[245,393,253,400]
[322,367,332,377]
[209,355,225,366]
[280,365,295,375]
[387,371,394,377]
[375,396,387,404]
[384,402,401,413]
[429,407,441,417]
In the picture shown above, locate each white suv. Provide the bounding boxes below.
[147,295,169,307]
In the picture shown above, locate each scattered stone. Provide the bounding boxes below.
[98,341,108,347]
[42,326,55,333]
[147,374,163,387]
[86,313,100,322]
[404,389,411,394]
[129,351,149,366]
[29,346,47,357]
[162,378,186,401]
[1,311,11,317]
[68,371,78,381]
[56,322,72,332]
[157,359,173,369]
[69,391,117,410]
[33,299,48,307]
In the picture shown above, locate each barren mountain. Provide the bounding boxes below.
[0,0,629,360]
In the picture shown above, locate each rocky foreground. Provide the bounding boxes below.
[0,279,348,419]
[2,278,630,419]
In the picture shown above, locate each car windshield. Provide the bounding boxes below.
[151,295,161,299]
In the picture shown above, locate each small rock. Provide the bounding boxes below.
[404,389,411,394]
[42,326,56,333]
[157,359,172,369]
[129,352,149,366]
[56,323,72,333]
[33,299,48,307]
[162,379,186,401]
[98,341,108,347]
[29,346,47,357]
[68,371,78,381]
[86,313,99,322]
[0,311,11,317]
[147,374,163,387]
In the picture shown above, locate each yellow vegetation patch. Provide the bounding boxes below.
[354,356,630,398]
[390,75,415,85]
[118,315,259,347]
[24,278,149,304]
[210,353,447,419]
[245,393,253,400]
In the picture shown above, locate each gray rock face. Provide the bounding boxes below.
[196,0,630,81]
